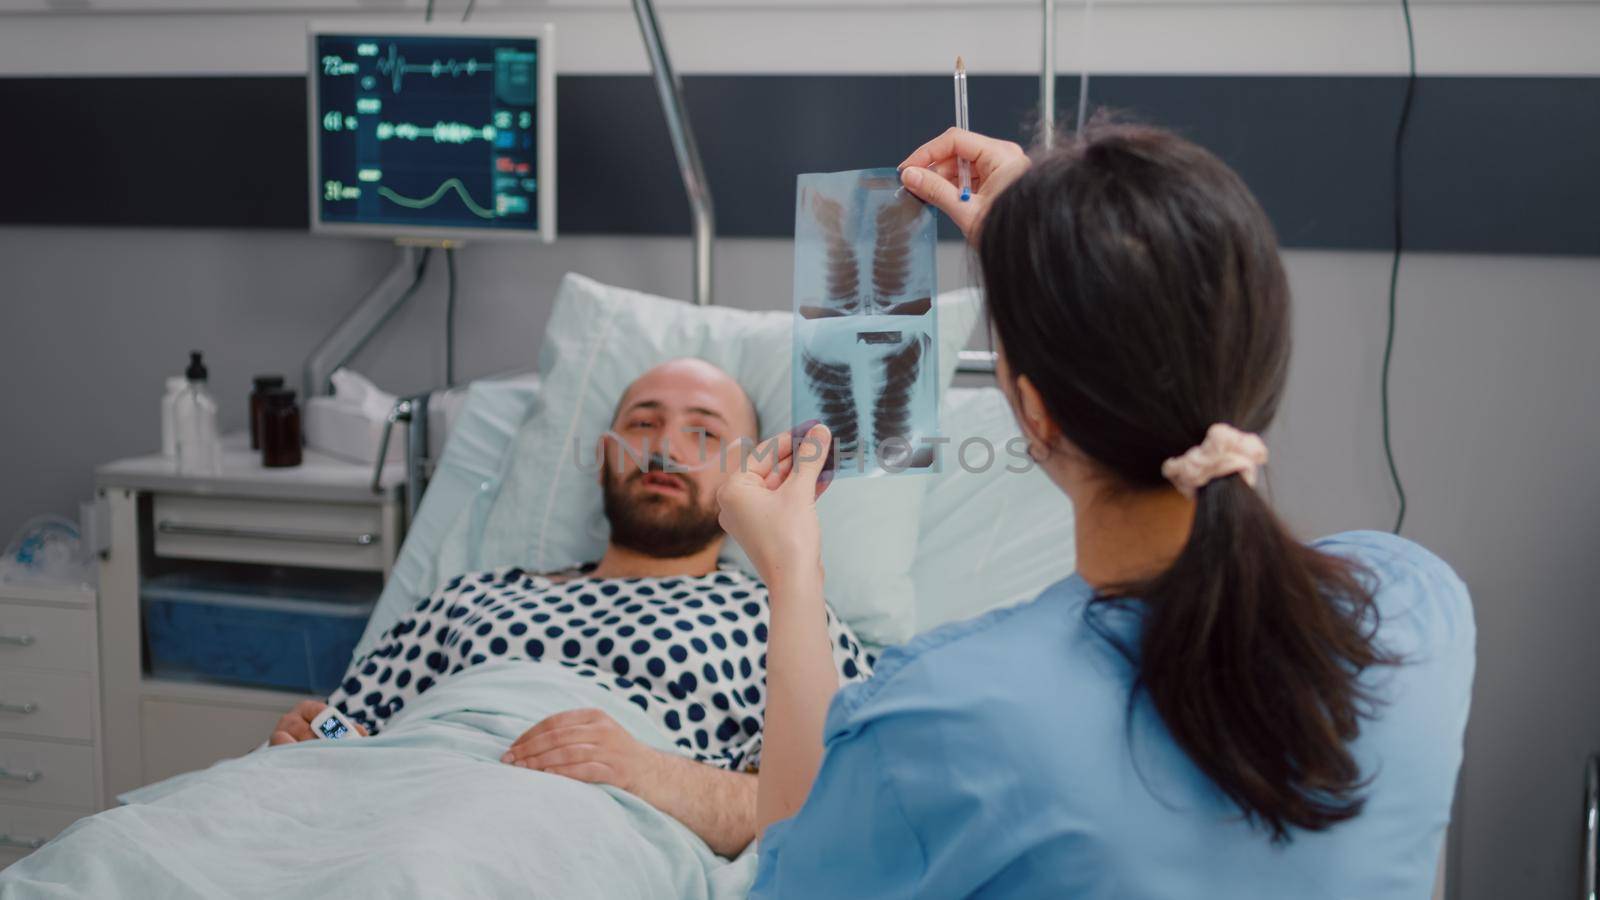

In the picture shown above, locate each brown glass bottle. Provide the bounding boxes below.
[249,375,285,450]
[259,388,303,468]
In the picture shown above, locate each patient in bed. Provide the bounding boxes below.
[265,358,872,858]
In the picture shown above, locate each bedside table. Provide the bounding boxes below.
[95,436,404,801]
[0,581,101,869]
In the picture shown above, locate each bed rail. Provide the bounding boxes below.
[1585,753,1598,899]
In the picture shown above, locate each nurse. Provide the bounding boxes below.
[717,123,1474,898]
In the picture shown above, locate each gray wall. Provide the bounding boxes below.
[4,225,1598,899]
[1269,250,1600,898]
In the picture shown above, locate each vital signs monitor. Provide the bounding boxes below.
[308,22,555,242]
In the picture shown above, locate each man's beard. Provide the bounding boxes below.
[601,464,724,559]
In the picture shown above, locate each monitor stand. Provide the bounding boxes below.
[301,238,461,401]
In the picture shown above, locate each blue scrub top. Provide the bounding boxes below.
[752,531,1474,898]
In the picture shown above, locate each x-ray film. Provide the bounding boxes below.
[792,168,940,478]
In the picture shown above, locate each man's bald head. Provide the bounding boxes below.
[610,358,760,444]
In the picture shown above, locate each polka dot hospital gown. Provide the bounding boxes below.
[327,565,874,769]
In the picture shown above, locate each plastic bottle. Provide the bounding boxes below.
[174,351,222,477]
[160,376,186,458]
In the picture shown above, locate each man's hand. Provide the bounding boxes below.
[502,707,758,857]
[501,708,663,794]
[716,423,830,594]
[268,700,366,746]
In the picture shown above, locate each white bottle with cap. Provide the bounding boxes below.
[160,376,187,458]
[174,351,222,477]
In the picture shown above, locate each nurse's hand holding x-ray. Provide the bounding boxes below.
[897,127,1031,238]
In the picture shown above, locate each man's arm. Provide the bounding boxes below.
[634,752,757,858]
[752,566,839,835]
[503,708,756,858]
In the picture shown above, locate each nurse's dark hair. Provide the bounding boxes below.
[978,120,1392,843]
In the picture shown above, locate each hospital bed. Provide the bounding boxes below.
[0,274,1076,896]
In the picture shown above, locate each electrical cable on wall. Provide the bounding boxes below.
[445,247,459,387]
[1381,0,1417,534]
[424,0,435,22]
[462,0,478,23]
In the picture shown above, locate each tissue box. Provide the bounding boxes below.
[305,396,404,466]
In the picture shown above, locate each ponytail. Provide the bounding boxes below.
[1108,475,1389,842]
[977,120,1395,842]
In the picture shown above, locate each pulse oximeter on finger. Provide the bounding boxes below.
[311,707,363,741]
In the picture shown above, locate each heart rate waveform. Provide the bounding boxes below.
[376,43,494,94]
[377,178,495,220]
[376,121,497,144]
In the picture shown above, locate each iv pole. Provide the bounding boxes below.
[632,0,716,306]
[1041,0,1057,149]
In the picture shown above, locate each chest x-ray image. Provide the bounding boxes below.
[792,168,941,478]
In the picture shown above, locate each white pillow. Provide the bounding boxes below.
[471,273,979,645]
[359,378,543,658]
[911,387,1077,631]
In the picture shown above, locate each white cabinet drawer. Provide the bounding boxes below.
[141,697,285,785]
[0,672,93,742]
[0,604,94,675]
[153,494,388,572]
[0,804,90,868]
[0,737,96,808]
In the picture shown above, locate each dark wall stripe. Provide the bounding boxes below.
[0,77,309,230]
[1,74,1595,255]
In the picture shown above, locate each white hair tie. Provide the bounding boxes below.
[1160,424,1268,499]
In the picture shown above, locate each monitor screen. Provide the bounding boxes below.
[309,23,555,241]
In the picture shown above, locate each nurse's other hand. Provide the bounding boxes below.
[898,127,1030,239]
[717,423,831,590]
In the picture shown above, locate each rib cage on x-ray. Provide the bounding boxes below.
[802,186,932,320]
[872,335,925,456]
[792,168,940,478]
[801,352,860,456]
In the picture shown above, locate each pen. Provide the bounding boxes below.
[954,56,972,202]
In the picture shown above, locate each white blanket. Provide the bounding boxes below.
[0,661,757,899]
